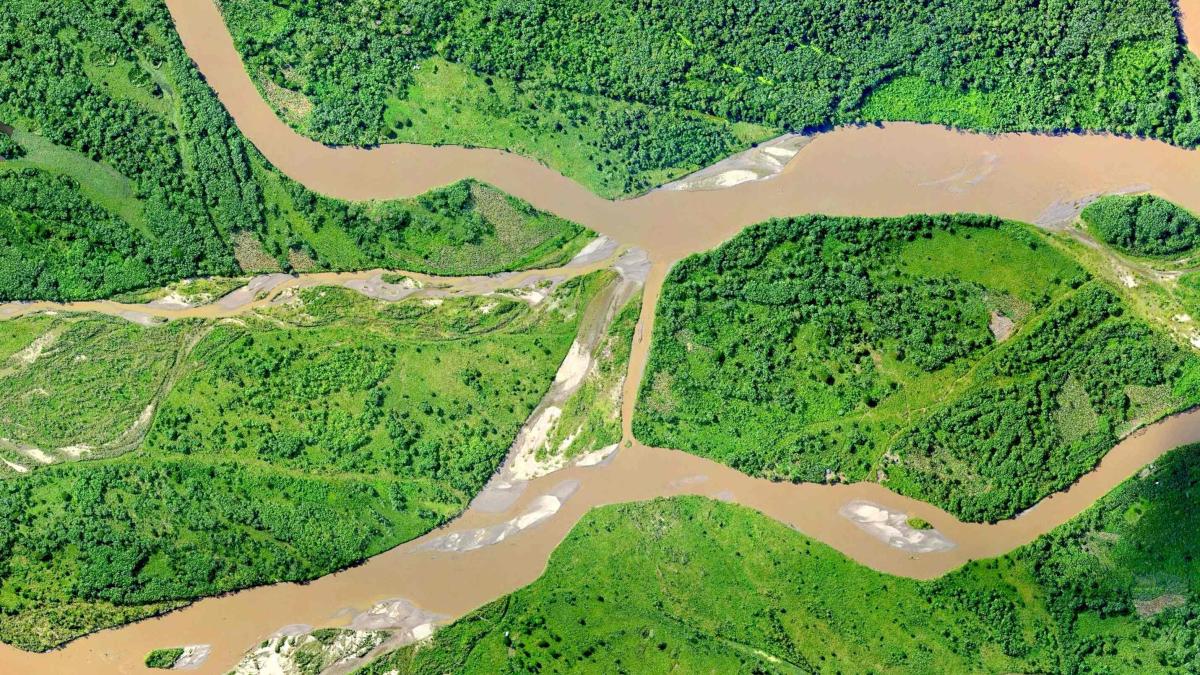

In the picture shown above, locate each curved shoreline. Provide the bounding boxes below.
[3,1,1200,671]
[167,0,1200,266]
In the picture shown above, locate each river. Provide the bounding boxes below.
[3,0,1200,671]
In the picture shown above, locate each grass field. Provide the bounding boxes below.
[0,315,197,466]
[0,273,609,651]
[0,129,146,232]
[359,442,1200,673]
[634,215,1200,521]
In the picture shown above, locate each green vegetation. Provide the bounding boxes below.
[906,517,933,530]
[0,2,593,302]
[0,274,608,650]
[144,647,183,669]
[1082,194,1200,258]
[635,215,1200,521]
[0,315,197,466]
[261,177,591,275]
[220,0,1200,197]
[0,132,25,160]
[359,443,1200,673]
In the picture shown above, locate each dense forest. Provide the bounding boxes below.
[1082,194,1200,258]
[0,1,590,302]
[0,274,607,650]
[220,0,1200,195]
[359,443,1200,673]
[634,215,1200,521]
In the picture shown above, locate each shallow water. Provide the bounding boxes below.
[3,0,1200,671]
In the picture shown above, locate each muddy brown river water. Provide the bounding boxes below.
[5,0,1200,671]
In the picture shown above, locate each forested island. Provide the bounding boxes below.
[635,214,1200,521]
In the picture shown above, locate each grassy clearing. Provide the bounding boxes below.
[635,215,1200,521]
[257,167,594,275]
[0,315,195,455]
[379,57,774,198]
[359,443,1200,673]
[0,274,608,651]
[0,130,145,231]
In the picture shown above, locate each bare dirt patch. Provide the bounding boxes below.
[989,310,1015,341]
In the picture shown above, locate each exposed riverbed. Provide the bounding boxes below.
[4,0,1200,671]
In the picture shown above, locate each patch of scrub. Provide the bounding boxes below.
[2,459,28,474]
[21,448,53,464]
[421,480,580,553]
[1134,594,1186,617]
[11,330,58,364]
[839,500,956,553]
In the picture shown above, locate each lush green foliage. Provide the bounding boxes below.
[0,1,593,301]
[1082,194,1200,258]
[144,647,183,669]
[220,0,1200,197]
[1,1,247,300]
[0,275,607,650]
[360,444,1200,673]
[635,215,1200,521]
[0,132,24,160]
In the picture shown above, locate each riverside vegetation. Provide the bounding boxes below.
[0,273,609,651]
[0,2,589,302]
[1081,194,1200,259]
[218,0,1200,196]
[634,215,1200,522]
[358,442,1200,674]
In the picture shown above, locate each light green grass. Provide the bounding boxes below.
[1,129,145,232]
[860,76,1006,130]
[899,224,1078,305]
[0,315,194,454]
